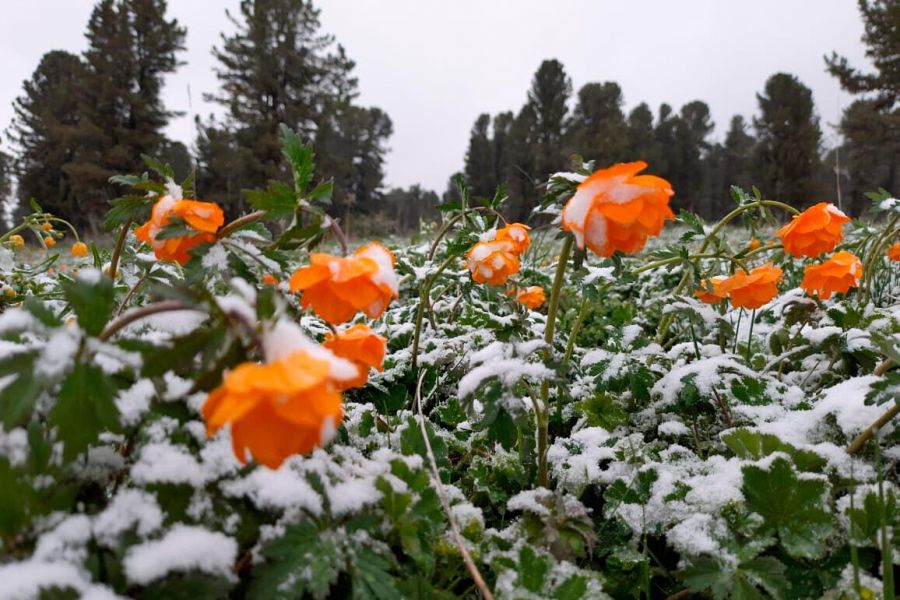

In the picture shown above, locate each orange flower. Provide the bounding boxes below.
[693,276,730,304]
[723,263,783,310]
[467,240,520,285]
[561,161,674,257]
[775,202,849,258]
[43,236,56,248]
[262,273,279,286]
[203,351,344,469]
[494,223,531,255]
[800,251,862,300]
[887,242,900,262]
[289,242,398,324]
[70,242,89,258]
[134,195,225,265]
[323,324,387,389]
[515,286,545,309]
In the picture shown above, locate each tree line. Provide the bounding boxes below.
[0,0,896,235]
[456,0,897,221]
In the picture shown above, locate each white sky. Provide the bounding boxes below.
[0,1,871,192]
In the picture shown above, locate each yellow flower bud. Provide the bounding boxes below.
[748,238,761,250]
[8,235,24,250]
[71,242,89,258]
[44,236,56,248]
[41,222,53,232]
[3,287,15,299]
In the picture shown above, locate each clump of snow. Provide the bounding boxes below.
[131,442,207,487]
[123,525,237,585]
[223,467,323,515]
[93,490,164,548]
[116,379,155,426]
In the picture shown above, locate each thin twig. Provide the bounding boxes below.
[415,371,494,600]
[217,210,266,239]
[99,300,201,341]
[115,271,149,317]
[330,217,349,256]
[846,401,900,455]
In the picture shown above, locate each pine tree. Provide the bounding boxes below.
[527,59,571,179]
[68,0,185,210]
[463,114,496,198]
[491,111,515,190]
[199,0,390,219]
[8,51,94,225]
[826,0,899,107]
[670,101,714,215]
[626,103,658,163]
[722,116,756,192]
[565,82,629,167]
[752,73,823,206]
[826,0,898,212]
[837,99,900,213]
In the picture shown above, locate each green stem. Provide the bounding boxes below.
[745,309,756,362]
[410,254,459,371]
[655,200,800,344]
[861,213,900,305]
[732,309,743,355]
[108,220,132,280]
[537,235,574,488]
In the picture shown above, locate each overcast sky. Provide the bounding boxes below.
[0,1,871,191]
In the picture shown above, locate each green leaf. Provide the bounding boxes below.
[351,549,401,600]
[722,428,826,472]
[50,363,121,462]
[280,124,315,193]
[60,273,115,337]
[0,457,33,536]
[0,351,41,428]
[249,522,340,600]
[154,217,195,240]
[29,197,44,214]
[865,371,900,406]
[554,575,588,600]
[741,457,835,559]
[244,182,298,217]
[104,196,152,231]
[141,573,232,600]
[22,297,61,328]
[141,154,175,179]
[518,545,550,593]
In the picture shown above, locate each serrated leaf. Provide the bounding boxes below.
[351,549,401,600]
[60,274,115,336]
[50,362,121,462]
[141,153,175,179]
[248,522,339,600]
[741,457,835,559]
[105,196,152,230]
[722,428,826,472]
[518,545,550,593]
[0,351,41,428]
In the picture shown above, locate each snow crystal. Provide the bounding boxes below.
[666,513,728,558]
[93,490,164,548]
[328,480,382,516]
[658,421,690,436]
[583,265,615,285]
[223,467,323,515]
[37,329,80,378]
[0,560,90,600]
[34,515,92,564]
[115,379,155,426]
[131,442,207,487]
[77,268,103,285]
[201,243,229,271]
[507,488,552,517]
[651,355,756,407]
[123,525,237,585]
[0,427,29,466]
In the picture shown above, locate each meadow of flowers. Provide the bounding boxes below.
[0,128,898,599]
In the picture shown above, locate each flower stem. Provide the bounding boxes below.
[108,220,132,280]
[655,200,799,345]
[537,234,574,488]
[410,254,459,371]
[217,210,266,239]
[746,309,756,361]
